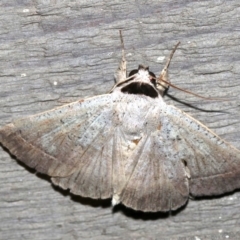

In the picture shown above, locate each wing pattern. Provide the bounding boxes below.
[163,105,240,196]
[1,91,240,212]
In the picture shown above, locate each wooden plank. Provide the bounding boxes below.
[0,1,240,239]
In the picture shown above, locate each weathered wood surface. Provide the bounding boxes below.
[0,1,240,239]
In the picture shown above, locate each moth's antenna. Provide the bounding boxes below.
[119,30,125,57]
[157,42,180,96]
[157,42,226,101]
[155,76,225,100]
[111,30,127,92]
[161,42,180,77]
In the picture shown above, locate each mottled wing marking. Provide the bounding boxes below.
[52,123,114,199]
[120,132,189,212]
[1,88,240,212]
[0,95,113,178]
[161,105,240,197]
[112,127,129,196]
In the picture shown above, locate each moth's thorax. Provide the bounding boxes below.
[134,68,153,82]
[114,67,160,99]
[127,67,156,86]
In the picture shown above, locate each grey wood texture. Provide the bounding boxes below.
[0,0,240,239]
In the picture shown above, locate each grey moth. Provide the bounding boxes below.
[1,34,240,212]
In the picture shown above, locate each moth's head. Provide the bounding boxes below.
[128,65,157,85]
[116,65,168,98]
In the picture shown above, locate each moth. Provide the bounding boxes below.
[1,33,240,213]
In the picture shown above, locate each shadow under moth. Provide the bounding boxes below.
[1,32,240,212]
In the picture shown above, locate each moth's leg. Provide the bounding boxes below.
[157,42,180,97]
[114,30,127,84]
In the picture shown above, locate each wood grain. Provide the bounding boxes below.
[0,1,240,239]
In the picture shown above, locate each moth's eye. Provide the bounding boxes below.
[149,72,156,79]
[128,69,138,78]
[150,79,156,85]
[149,71,156,84]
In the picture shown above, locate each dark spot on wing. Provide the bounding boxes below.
[132,137,142,145]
